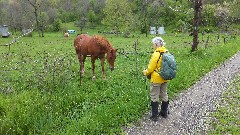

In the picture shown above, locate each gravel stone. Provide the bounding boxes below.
[123,51,240,135]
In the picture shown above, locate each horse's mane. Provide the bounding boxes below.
[93,35,113,51]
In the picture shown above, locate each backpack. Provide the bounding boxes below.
[157,52,177,80]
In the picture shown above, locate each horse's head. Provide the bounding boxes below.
[93,35,117,71]
[107,48,117,71]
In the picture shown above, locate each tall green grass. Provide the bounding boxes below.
[0,31,239,134]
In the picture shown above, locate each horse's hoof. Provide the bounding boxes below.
[92,76,96,81]
[103,77,107,80]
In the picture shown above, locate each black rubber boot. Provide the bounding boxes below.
[150,101,159,122]
[159,101,169,118]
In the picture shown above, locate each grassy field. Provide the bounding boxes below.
[0,29,239,134]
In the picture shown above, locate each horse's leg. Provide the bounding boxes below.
[77,53,83,84]
[91,56,96,80]
[82,55,86,75]
[78,54,83,74]
[100,57,106,80]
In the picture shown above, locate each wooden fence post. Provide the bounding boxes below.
[134,39,139,77]
[205,35,209,49]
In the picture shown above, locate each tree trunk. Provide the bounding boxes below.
[145,18,148,37]
[143,0,148,37]
[34,7,41,37]
[28,0,41,37]
[192,0,202,52]
[40,17,44,37]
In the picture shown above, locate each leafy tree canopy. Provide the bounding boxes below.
[102,0,134,33]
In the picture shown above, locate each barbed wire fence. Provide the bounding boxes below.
[0,23,34,52]
[115,34,227,74]
[117,39,151,107]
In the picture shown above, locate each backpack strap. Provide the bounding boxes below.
[154,51,164,72]
[156,51,164,64]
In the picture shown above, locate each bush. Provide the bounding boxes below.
[52,19,62,32]
[199,26,218,33]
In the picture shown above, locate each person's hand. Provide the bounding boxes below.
[142,69,147,75]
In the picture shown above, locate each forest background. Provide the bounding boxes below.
[0,0,240,37]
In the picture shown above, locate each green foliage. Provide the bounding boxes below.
[0,90,51,134]
[102,0,134,33]
[142,0,193,33]
[229,24,240,35]
[87,10,96,24]
[39,12,49,28]
[208,74,240,134]
[0,31,240,134]
[202,4,217,27]
[214,2,231,30]
[230,0,240,21]
[1,0,240,34]
[58,9,77,23]
[199,26,218,33]
[52,19,62,32]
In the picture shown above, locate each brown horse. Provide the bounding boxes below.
[74,34,117,80]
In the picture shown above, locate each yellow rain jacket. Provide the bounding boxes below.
[144,46,169,83]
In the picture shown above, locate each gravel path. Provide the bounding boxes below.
[124,51,240,135]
